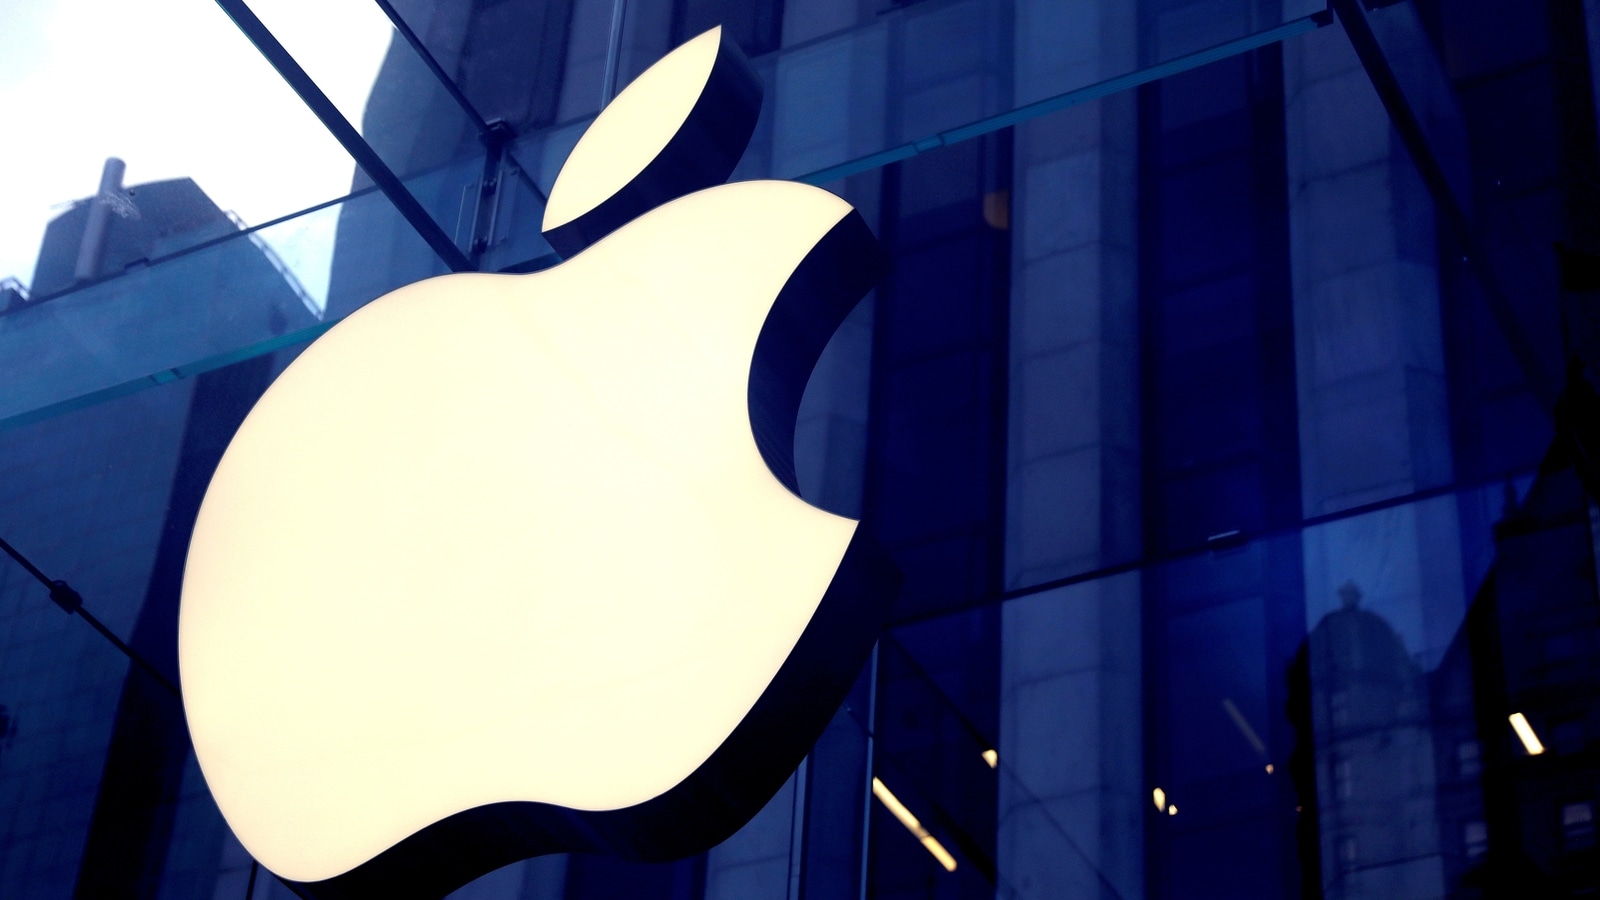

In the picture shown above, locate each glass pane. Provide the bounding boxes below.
[243,0,491,256]
[0,0,361,299]
[506,0,1312,190]
[0,177,454,429]
[241,0,424,154]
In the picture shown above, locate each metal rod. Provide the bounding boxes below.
[602,0,628,104]
[0,535,180,697]
[77,606,180,697]
[209,0,473,273]
[370,0,491,135]
[893,456,1556,629]
[1330,0,1558,409]
[800,12,1330,187]
[856,643,877,900]
[0,535,54,588]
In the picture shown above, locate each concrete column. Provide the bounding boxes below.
[997,1,1142,897]
[998,574,1142,899]
[1284,25,1453,517]
[1285,23,1459,900]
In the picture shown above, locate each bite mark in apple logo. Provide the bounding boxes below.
[178,25,899,900]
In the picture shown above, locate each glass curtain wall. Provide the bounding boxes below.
[0,0,1596,898]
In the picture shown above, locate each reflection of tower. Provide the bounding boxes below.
[1305,582,1445,900]
[0,157,319,414]
[0,158,312,896]
[32,158,229,296]
[21,157,316,322]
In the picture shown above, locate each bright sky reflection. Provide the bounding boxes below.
[0,0,393,306]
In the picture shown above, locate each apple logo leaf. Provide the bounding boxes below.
[541,25,761,259]
[179,25,900,900]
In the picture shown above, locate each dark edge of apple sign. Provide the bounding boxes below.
[747,209,888,498]
[287,213,899,900]
[540,30,762,261]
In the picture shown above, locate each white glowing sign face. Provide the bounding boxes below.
[178,26,895,898]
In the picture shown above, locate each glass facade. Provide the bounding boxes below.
[0,0,1596,897]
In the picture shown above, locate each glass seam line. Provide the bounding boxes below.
[0,323,335,433]
[601,0,628,104]
[875,634,1116,895]
[366,1,551,210]
[15,13,1327,295]
[1329,0,1559,411]
[797,11,1331,188]
[0,10,1332,433]
[21,187,378,308]
[844,694,1114,899]
[891,460,1544,628]
[40,10,1324,291]
[371,0,492,135]
[209,0,474,273]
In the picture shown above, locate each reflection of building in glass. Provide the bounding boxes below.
[5,157,317,350]
[1428,452,1600,899]
[0,161,311,897]
[1303,583,1444,899]
[32,159,222,297]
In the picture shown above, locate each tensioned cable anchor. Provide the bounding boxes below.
[0,536,180,698]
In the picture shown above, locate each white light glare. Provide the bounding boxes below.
[872,778,957,872]
[1152,787,1166,811]
[981,749,998,769]
[1509,712,1546,755]
[1167,804,1178,816]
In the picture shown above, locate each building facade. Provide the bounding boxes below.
[0,0,1597,897]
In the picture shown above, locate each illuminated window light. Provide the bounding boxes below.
[1167,804,1178,816]
[981,749,998,769]
[1152,787,1166,811]
[871,778,957,872]
[1509,712,1546,755]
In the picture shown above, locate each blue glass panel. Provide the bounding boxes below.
[0,174,456,431]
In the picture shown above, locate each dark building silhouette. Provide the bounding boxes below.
[1303,583,1444,898]
[1439,448,1599,899]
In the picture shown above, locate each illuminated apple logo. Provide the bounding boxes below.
[178,25,896,899]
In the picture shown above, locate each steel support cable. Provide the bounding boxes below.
[209,0,473,273]
[1329,0,1561,410]
[0,535,179,697]
[0,534,304,895]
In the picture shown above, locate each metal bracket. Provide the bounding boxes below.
[466,119,517,269]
